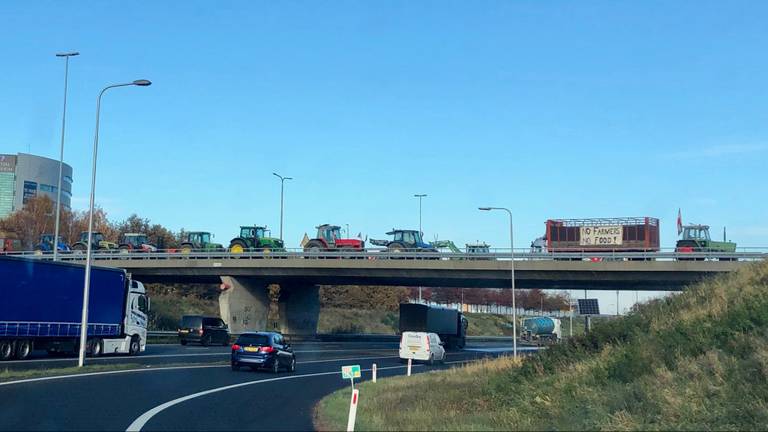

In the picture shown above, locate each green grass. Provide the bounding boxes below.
[315,261,768,431]
[0,361,226,383]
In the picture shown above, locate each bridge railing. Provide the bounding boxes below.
[1,247,766,262]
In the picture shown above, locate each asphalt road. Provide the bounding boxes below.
[0,342,525,431]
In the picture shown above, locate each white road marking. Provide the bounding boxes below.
[125,364,426,432]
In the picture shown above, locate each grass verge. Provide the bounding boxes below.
[315,261,768,431]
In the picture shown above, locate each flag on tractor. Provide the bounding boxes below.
[677,209,683,235]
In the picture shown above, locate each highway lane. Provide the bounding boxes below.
[0,342,518,431]
[0,341,402,371]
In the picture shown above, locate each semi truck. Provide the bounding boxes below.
[542,217,660,253]
[520,316,561,345]
[399,303,468,349]
[0,256,149,361]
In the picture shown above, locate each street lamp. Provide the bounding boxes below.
[479,206,517,359]
[273,173,292,241]
[78,79,151,367]
[414,194,427,302]
[414,194,427,234]
[53,51,79,261]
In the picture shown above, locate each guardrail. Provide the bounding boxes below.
[3,248,767,262]
[146,330,516,343]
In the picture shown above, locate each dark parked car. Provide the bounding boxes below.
[231,332,296,373]
[178,315,230,346]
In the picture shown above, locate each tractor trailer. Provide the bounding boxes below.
[0,256,149,361]
[399,303,468,349]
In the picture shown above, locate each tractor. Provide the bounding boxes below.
[179,231,224,253]
[229,226,284,253]
[33,234,70,254]
[118,233,157,253]
[303,224,365,252]
[430,240,490,259]
[676,224,736,260]
[370,229,436,253]
[71,231,118,252]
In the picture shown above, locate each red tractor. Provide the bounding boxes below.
[303,224,365,252]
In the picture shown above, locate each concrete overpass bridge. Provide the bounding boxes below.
[11,250,765,334]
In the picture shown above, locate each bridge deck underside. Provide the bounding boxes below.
[96,259,746,291]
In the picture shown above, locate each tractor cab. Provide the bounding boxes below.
[390,229,425,246]
[681,225,711,242]
[466,242,490,254]
[240,226,266,240]
[35,234,69,253]
[317,224,342,246]
[187,231,212,245]
[122,233,150,246]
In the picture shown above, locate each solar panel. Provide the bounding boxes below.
[578,299,600,315]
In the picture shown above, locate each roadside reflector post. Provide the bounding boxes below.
[347,389,359,432]
[372,363,377,383]
[407,358,412,376]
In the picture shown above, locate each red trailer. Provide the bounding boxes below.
[545,217,660,253]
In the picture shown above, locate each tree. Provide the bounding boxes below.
[0,196,56,248]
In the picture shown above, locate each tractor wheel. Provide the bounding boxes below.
[71,243,87,254]
[388,242,406,259]
[119,245,130,254]
[303,240,325,258]
[262,247,272,259]
[180,244,193,254]
[230,240,247,254]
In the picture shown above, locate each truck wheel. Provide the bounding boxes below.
[14,340,32,360]
[128,337,141,356]
[89,339,103,357]
[0,341,13,361]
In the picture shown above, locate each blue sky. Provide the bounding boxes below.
[2,1,767,311]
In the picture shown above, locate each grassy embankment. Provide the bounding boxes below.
[316,261,768,431]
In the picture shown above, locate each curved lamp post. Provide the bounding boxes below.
[479,206,517,359]
[272,173,292,241]
[78,79,152,367]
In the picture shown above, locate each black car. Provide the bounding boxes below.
[178,315,230,346]
[231,332,296,373]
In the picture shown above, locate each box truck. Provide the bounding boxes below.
[399,303,468,349]
[0,256,149,361]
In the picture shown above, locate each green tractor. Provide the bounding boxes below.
[228,226,285,253]
[179,231,224,253]
[676,224,736,260]
[71,231,118,252]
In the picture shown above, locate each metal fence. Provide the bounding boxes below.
[2,247,766,262]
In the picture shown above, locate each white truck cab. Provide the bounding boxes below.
[102,279,149,355]
[399,331,446,365]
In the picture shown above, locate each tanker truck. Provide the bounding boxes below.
[521,316,561,345]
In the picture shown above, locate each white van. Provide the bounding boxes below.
[399,331,446,365]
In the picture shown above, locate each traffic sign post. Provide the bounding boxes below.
[372,363,377,383]
[347,389,359,432]
[342,364,361,389]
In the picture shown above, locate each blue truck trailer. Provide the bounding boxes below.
[0,256,149,361]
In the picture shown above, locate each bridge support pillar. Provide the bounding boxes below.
[219,278,320,335]
[277,284,320,335]
[219,276,269,334]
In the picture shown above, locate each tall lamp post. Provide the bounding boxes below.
[479,206,517,359]
[273,173,292,241]
[414,194,427,302]
[53,51,79,261]
[78,79,151,367]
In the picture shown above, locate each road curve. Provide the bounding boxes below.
[0,342,516,431]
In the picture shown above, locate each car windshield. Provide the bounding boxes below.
[181,316,202,328]
[237,334,271,346]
